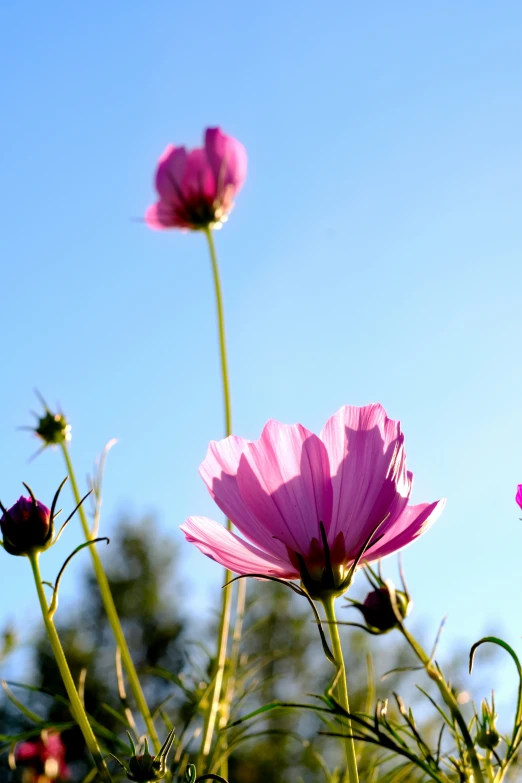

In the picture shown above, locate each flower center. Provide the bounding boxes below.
[290,523,352,601]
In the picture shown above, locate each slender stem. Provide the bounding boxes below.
[215,573,247,774]
[221,576,247,727]
[485,751,495,783]
[28,552,112,782]
[198,227,242,773]
[198,567,233,767]
[399,624,485,783]
[204,226,232,439]
[60,442,161,754]
[322,596,359,783]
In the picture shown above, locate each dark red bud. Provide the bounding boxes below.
[1,496,52,556]
[358,586,410,633]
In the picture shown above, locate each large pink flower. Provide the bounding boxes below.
[145,127,247,231]
[181,404,445,597]
[516,484,522,509]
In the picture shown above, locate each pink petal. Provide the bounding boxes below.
[320,404,411,554]
[363,499,446,562]
[155,145,188,202]
[43,735,66,759]
[200,435,286,559]
[16,742,39,761]
[181,148,217,203]
[181,516,297,577]
[145,201,189,230]
[205,127,247,193]
[516,484,522,510]
[236,421,333,555]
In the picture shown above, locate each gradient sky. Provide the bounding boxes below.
[1,0,521,711]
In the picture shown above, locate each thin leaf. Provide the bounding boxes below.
[1,681,46,724]
[226,573,336,664]
[415,686,453,728]
[469,636,522,739]
[48,537,109,618]
[225,699,334,729]
[0,722,75,745]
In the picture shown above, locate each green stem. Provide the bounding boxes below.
[214,573,247,775]
[222,575,247,725]
[204,227,232,438]
[399,624,485,783]
[322,596,359,783]
[60,442,161,754]
[485,751,495,783]
[29,552,112,782]
[198,567,233,768]
[198,227,241,773]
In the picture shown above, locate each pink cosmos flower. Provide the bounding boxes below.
[145,127,247,231]
[181,404,445,598]
[516,485,522,509]
[17,732,70,780]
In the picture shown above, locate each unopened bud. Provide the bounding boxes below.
[355,585,410,634]
[476,698,500,749]
[0,496,52,557]
[128,750,167,782]
[35,410,71,447]
[476,727,500,750]
[110,730,175,782]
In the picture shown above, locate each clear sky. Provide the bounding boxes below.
[1,0,521,710]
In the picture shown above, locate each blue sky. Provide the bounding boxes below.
[1,0,522,712]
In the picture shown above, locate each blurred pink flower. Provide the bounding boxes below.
[17,732,69,781]
[181,404,445,597]
[145,127,247,231]
[516,484,522,509]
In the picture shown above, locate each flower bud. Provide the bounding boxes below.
[35,410,71,447]
[127,750,168,782]
[476,698,500,749]
[111,731,175,782]
[1,496,53,556]
[355,585,411,634]
[476,727,500,750]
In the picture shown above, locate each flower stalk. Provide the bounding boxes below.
[198,226,246,770]
[322,595,359,783]
[205,226,232,437]
[392,601,485,783]
[60,442,161,754]
[28,551,112,782]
